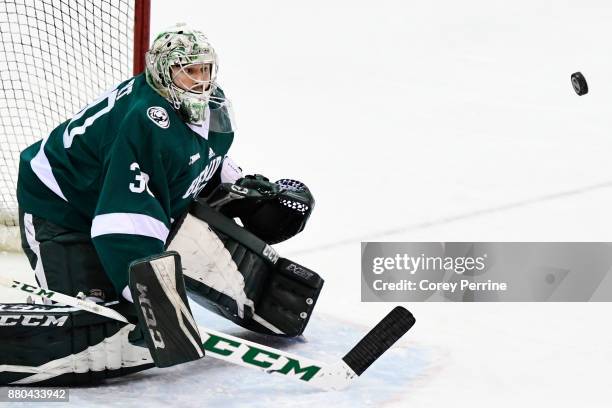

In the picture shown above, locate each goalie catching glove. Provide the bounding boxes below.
[205,174,315,244]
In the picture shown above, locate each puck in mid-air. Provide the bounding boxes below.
[571,72,588,95]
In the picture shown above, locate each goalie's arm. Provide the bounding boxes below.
[196,155,244,199]
[91,114,172,297]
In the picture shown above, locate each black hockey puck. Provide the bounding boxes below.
[571,72,588,95]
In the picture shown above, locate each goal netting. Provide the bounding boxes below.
[0,0,150,251]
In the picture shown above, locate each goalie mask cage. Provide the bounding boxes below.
[0,0,150,250]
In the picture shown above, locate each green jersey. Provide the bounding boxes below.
[17,74,234,292]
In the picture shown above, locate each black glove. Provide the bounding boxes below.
[205,174,315,244]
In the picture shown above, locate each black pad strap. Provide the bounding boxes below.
[190,198,280,265]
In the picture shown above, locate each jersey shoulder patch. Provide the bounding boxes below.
[147,106,170,129]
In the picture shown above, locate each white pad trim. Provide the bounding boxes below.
[167,213,254,318]
[5,325,153,384]
[23,212,51,305]
[252,313,285,335]
[148,255,204,358]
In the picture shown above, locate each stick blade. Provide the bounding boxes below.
[342,306,415,376]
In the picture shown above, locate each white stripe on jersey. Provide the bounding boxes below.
[30,137,68,202]
[91,213,169,243]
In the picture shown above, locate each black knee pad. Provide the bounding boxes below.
[39,235,116,301]
[19,211,116,301]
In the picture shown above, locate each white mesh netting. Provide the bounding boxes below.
[0,0,137,250]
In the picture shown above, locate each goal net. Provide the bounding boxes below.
[0,0,150,250]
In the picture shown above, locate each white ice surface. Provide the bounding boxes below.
[3,0,612,406]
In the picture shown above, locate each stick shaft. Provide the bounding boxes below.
[0,276,128,323]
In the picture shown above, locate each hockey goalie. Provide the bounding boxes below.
[0,24,322,385]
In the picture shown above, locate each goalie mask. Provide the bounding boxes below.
[146,24,225,125]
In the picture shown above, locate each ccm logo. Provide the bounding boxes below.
[136,283,165,349]
[262,245,279,264]
[0,314,69,327]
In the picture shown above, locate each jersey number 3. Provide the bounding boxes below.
[129,162,154,197]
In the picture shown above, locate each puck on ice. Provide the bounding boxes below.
[571,72,588,95]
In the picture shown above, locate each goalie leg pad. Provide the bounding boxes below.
[183,255,323,337]
[168,204,324,337]
[248,257,323,336]
[128,251,205,368]
[0,303,153,386]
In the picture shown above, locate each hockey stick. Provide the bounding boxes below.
[0,276,129,323]
[0,277,415,390]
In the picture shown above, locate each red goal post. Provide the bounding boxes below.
[134,0,151,75]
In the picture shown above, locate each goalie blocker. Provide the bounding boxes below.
[128,251,205,367]
[167,180,323,337]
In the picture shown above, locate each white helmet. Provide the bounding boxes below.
[145,24,218,125]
